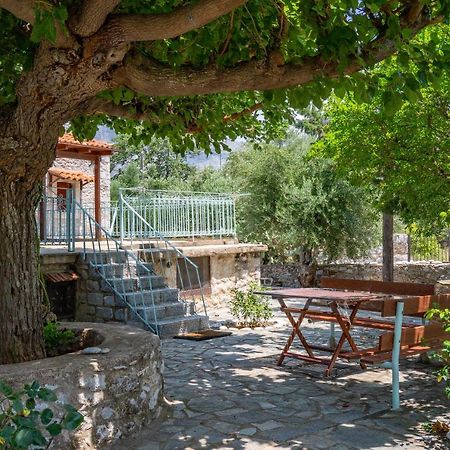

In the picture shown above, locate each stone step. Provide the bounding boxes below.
[129,301,195,321]
[90,261,156,279]
[85,251,128,264]
[129,314,209,338]
[102,275,166,292]
[136,262,155,275]
[90,262,129,278]
[122,288,179,306]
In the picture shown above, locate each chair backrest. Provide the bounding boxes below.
[320,277,435,296]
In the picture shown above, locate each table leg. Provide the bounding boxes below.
[277,299,314,366]
[325,302,366,376]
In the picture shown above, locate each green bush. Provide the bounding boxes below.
[43,323,75,357]
[230,282,273,327]
[0,380,83,449]
[425,307,450,398]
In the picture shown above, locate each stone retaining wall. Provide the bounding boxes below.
[0,323,164,449]
[75,258,128,324]
[262,262,450,287]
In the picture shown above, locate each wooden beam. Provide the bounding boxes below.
[56,150,98,161]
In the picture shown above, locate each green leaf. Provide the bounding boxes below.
[14,428,35,447]
[62,405,84,430]
[31,429,47,447]
[0,381,13,398]
[46,423,62,437]
[40,408,53,425]
[25,398,35,410]
[37,387,57,402]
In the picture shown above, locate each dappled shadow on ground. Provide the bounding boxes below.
[112,325,450,450]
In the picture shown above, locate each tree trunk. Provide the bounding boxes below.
[382,212,394,282]
[0,179,46,364]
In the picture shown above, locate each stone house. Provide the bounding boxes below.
[39,135,266,332]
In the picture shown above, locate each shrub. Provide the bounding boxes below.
[0,380,83,449]
[230,282,273,327]
[43,323,75,357]
[425,307,450,398]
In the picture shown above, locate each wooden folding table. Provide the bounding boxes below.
[257,288,391,376]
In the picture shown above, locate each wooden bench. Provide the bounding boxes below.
[319,277,450,409]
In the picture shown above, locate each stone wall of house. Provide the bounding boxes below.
[40,253,128,324]
[0,323,164,449]
[262,262,450,287]
[51,156,111,208]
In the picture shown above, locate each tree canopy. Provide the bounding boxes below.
[0,0,449,363]
[1,1,449,155]
[313,47,450,234]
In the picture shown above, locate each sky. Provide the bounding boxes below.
[95,126,245,169]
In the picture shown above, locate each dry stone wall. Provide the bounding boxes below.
[262,262,450,287]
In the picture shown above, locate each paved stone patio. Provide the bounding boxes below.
[114,308,450,450]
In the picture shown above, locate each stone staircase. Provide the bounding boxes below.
[85,251,209,338]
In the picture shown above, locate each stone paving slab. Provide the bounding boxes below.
[112,307,450,450]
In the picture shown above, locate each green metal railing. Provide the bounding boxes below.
[39,189,237,243]
[119,194,207,316]
[118,188,236,239]
[68,194,160,334]
[409,233,450,262]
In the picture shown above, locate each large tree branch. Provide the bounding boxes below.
[0,0,35,23]
[112,8,441,98]
[95,0,247,45]
[69,0,121,37]
[85,97,263,134]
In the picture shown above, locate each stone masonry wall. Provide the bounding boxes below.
[208,252,262,306]
[262,262,450,287]
[52,157,110,208]
[0,323,164,449]
[75,257,128,324]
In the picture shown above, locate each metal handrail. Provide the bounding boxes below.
[69,195,160,335]
[119,193,207,317]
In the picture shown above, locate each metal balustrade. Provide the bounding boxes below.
[118,188,236,239]
[119,194,207,316]
[69,196,160,335]
[38,188,236,243]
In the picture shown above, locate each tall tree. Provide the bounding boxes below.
[225,135,378,284]
[314,60,450,234]
[0,1,447,363]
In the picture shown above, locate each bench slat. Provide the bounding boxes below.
[320,277,434,296]
[361,343,443,364]
[379,322,450,351]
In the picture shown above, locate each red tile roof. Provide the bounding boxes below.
[48,167,94,183]
[58,133,113,150]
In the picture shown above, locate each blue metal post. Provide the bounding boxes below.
[119,194,124,244]
[391,301,404,410]
[328,322,336,348]
[66,189,75,252]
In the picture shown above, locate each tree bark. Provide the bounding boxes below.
[382,212,394,282]
[0,178,46,364]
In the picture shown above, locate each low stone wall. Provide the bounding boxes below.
[262,262,450,287]
[0,323,164,449]
[208,252,262,306]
